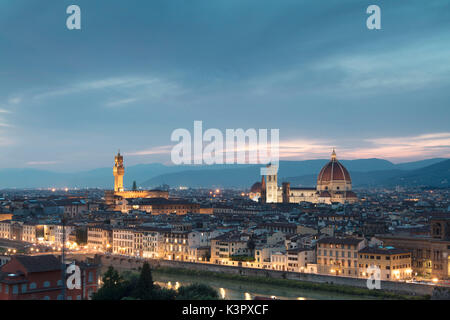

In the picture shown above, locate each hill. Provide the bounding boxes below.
[0,158,448,189]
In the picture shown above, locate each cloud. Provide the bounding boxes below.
[246,38,450,98]
[0,135,13,147]
[127,136,333,164]
[126,145,174,156]
[350,133,450,161]
[105,98,138,108]
[1,1,449,170]
[8,97,21,105]
[26,161,60,166]
[32,76,183,102]
[128,132,450,165]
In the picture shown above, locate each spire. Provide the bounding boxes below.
[331,148,337,161]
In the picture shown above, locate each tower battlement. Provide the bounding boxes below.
[113,151,125,192]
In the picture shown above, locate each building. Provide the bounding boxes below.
[113,151,125,192]
[0,220,11,240]
[270,251,287,271]
[142,229,165,259]
[248,182,262,202]
[105,152,169,207]
[161,231,190,261]
[0,214,13,222]
[133,229,144,257]
[112,227,135,256]
[53,225,75,247]
[55,199,88,218]
[254,245,285,269]
[0,255,98,300]
[316,237,366,277]
[124,198,202,215]
[286,248,316,273]
[87,225,113,252]
[258,150,358,204]
[211,232,251,265]
[187,247,211,263]
[378,218,450,280]
[22,223,37,243]
[358,247,413,281]
[260,222,297,235]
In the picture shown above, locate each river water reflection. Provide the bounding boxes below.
[153,272,376,300]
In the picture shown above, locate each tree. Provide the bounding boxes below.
[102,266,122,287]
[151,287,177,300]
[247,238,256,252]
[176,284,220,300]
[92,266,126,300]
[75,228,87,245]
[92,266,218,301]
[132,181,138,191]
[132,262,154,300]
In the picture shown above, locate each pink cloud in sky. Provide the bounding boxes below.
[126,132,450,164]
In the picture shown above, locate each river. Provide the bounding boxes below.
[152,271,377,300]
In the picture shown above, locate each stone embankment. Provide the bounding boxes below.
[89,254,449,299]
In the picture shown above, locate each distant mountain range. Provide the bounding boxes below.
[143,158,450,189]
[1,158,447,189]
[284,160,450,188]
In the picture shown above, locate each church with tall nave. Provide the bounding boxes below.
[250,150,358,205]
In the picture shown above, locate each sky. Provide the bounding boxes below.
[0,0,449,172]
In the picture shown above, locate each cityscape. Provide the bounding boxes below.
[0,0,449,310]
[0,150,449,300]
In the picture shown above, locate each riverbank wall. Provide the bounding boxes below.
[93,254,448,298]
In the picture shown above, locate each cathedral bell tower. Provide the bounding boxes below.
[113,151,125,192]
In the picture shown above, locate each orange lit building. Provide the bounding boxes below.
[358,247,412,281]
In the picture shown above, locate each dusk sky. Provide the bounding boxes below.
[1,0,449,172]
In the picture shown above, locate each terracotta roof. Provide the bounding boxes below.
[359,247,410,255]
[287,247,311,254]
[250,182,262,193]
[317,151,351,184]
[12,255,61,273]
[319,191,331,197]
[346,191,358,198]
[317,237,363,246]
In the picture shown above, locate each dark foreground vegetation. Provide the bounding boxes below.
[92,262,219,300]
